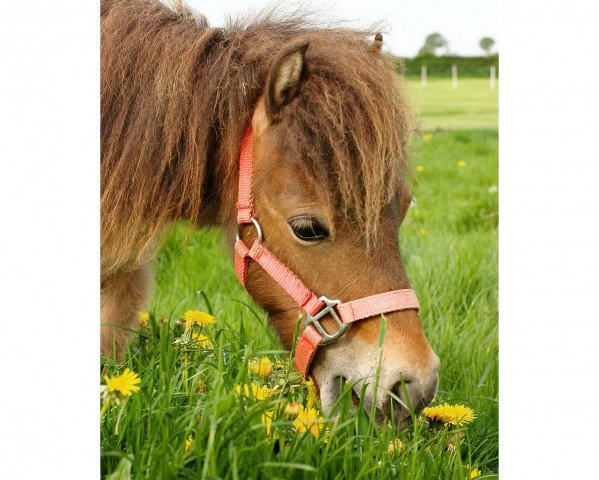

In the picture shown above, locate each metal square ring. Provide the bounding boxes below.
[304,296,350,345]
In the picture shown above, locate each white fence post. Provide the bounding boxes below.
[490,65,496,90]
[421,65,427,87]
[451,64,457,89]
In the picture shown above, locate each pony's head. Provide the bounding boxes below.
[236,34,439,428]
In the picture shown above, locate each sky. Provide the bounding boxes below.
[186,0,498,57]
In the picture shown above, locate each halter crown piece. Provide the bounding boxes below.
[234,126,421,377]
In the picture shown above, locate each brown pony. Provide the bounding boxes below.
[101,0,439,427]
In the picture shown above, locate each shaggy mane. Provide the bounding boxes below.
[101,0,414,275]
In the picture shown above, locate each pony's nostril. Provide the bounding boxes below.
[391,376,415,401]
[388,378,428,421]
[390,372,438,420]
[391,381,411,410]
[334,375,360,406]
[336,375,360,406]
[392,381,405,396]
[351,388,360,406]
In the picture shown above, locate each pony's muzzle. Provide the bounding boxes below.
[351,355,439,428]
[314,343,440,429]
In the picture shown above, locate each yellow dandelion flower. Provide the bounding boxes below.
[416,165,425,172]
[283,402,301,418]
[234,383,275,400]
[261,410,274,437]
[456,160,467,168]
[103,368,141,397]
[182,310,215,329]
[418,228,427,236]
[423,133,433,142]
[292,405,326,438]
[185,435,194,452]
[388,438,403,456]
[191,332,212,349]
[423,403,476,427]
[249,357,273,378]
[138,311,149,329]
[469,468,481,479]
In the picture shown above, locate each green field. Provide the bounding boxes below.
[406,78,498,130]
[101,79,498,479]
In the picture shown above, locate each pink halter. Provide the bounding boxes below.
[234,126,420,377]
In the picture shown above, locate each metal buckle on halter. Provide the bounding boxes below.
[235,217,263,243]
[304,296,350,345]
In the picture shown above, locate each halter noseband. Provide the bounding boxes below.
[234,126,420,377]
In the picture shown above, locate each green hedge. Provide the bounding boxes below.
[392,54,499,78]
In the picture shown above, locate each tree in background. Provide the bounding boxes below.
[479,37,496,55]
[417,33,449,57]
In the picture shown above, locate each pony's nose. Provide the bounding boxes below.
[375,360,440,427]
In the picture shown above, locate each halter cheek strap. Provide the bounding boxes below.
[234,126,420,377]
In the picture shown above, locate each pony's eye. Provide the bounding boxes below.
[288,216,330,242]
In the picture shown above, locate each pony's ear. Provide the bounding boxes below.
[370,33,383,52]
[266,40,309,117]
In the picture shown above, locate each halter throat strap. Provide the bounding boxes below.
[233,126,420,377]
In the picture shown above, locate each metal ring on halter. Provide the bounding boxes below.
[304,295,351,345]
[235,217,264,243]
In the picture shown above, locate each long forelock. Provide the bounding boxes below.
[279,34,415,245]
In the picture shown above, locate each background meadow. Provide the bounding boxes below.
[101,77,498,479]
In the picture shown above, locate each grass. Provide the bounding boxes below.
[101,79,498,479]
[405,78,498,130]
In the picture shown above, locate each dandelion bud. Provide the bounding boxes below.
[249,357,273,378]
[284,402,301,418]
[387,438,403,457]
